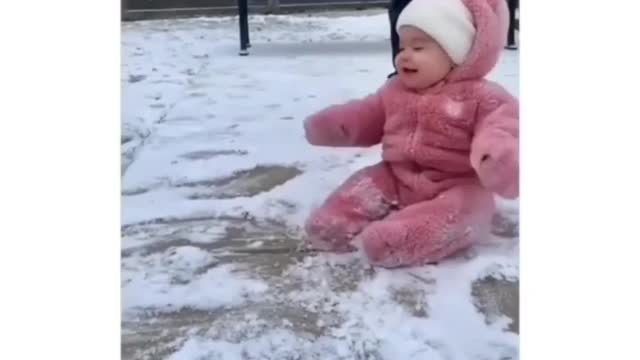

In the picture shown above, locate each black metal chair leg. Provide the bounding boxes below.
[238,0,250,55]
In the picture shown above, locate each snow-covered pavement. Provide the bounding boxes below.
[122,10,519,360]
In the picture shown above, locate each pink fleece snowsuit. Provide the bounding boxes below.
[304,0,518,268]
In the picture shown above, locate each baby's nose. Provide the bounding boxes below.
[398,52,412,63]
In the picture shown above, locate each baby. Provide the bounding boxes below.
[303,0,519,268]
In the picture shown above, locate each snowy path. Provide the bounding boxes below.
[122,11,519,360]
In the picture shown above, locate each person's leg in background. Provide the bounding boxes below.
[506,0,519,50]
[388,0,413,78]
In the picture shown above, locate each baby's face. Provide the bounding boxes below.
[395,26,455,90]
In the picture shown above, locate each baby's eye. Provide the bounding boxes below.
[398,47,405,52]
[413,47,424,51]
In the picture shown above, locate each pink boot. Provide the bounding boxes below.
[305,162,399,251]
[358,184,495,268]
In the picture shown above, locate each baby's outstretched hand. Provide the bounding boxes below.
[302,93,386,147]
[304,112,349,146]
[471,140,519,199]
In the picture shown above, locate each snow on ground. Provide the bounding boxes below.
[122,10,519,360]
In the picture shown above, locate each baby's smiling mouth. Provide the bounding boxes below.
[402,67,418,74]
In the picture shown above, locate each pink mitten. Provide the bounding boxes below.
[303,93,386,147]
[304,112,349,146]
[471,138,519,199]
